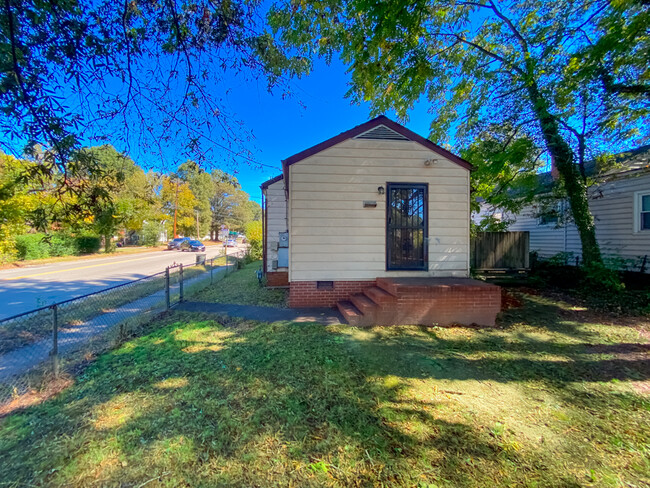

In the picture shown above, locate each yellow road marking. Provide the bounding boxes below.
[2,254,169,281]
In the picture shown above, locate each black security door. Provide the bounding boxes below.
[386,183,428,270]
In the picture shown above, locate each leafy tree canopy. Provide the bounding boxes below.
[1,0,307,187]
[270,0,650,265]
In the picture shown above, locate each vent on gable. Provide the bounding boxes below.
[354,124,410,141]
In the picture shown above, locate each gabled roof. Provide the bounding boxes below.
[502,145,650,200]
[588,144,650,177]
[260,173,283,190]
[281,115,473,171]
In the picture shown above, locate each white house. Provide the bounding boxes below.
[474,146,650,272]
[261,116,501,327]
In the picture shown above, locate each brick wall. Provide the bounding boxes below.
[289,280,376,308]
[376,278,501,327]
[392,287,501,326]
[266,271,289,287]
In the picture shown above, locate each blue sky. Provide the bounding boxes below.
[214,57,435,204]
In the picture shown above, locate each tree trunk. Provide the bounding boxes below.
[526,83,602,266]
[104,233,114,253]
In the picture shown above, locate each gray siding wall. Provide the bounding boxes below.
[492,171,650,271]
[264,178,288,272]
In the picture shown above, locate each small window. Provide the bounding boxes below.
[636,192,650,231]
[316,281,334,290]
[538,210,559,226]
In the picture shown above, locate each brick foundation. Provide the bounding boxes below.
[289,280,376,308]
[266,271,289,287]
[376,277,501,326]
[290,277,501,327]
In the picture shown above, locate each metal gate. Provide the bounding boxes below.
[386,183,428,270]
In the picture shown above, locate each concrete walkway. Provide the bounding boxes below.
[175,302,343,325]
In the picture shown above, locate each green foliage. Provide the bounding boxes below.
[13,233,101,260]
[527,253,650,313]
[1,0,308,208]
[0,152,37,262]
[79,146,159,252]
[245,220,263,260]
[0,148,260,260]
[209,171,261,236]
[471,215,513,236]
[2,292,650,486]
[74,235,101,254]
[194,260,286,307]
[464,127,542,224]
[580,263,625,294]
[141,221,163,247]
[271,0,650,266]
[15,234,73,260]
[14,234,50,260]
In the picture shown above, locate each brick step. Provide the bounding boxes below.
[363,286,395,304]
[336,301,373,327]
[376,278,398,296]
[350,294,378,318]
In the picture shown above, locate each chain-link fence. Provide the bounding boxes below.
[0,249,245,408]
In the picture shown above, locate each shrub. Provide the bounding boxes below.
[244,220,262,260]
[14,234,50,260]
[141,221,163,247]
[529,256,583,289]
[580,262,625,294]
[14,233,102,260]
[74,235,101,254]
[48,234,77,257]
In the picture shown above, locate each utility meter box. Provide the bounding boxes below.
[278,248,288,268]
[279,231,289,248]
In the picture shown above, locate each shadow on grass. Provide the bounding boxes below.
[0,308,648,487]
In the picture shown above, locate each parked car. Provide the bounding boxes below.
[167,237,190,250]
[180,240,206,252]
[225,239,237,248]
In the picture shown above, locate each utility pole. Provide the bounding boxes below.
[173,179,179,238]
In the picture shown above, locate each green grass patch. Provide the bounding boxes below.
[1,294,649,487]
[193,260,287,307]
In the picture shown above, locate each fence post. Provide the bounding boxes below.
[51,304,59,378]
[179,263,184,303]
[165,267,170,310]
[210,258,214,285]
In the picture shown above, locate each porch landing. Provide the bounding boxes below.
[337,277,501,327]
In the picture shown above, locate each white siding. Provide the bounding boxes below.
[288,138,471,281]
[589,172,650,269]
[508,204,575,259]
[504,171,650,272]
[264,178,288,272]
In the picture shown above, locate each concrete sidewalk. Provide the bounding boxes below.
[175,302,343,325]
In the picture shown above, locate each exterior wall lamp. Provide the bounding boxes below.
[377,186,385,195]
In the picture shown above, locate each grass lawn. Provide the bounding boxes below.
[1,286,649,487]
[193,260,287,307]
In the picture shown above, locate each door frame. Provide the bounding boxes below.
[385,182,429,271]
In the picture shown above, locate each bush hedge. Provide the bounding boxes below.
[14,233,101,260]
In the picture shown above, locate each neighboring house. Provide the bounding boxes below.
[474,145,650,272]
[260,115,501,326]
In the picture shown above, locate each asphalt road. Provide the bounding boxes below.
[0,246,234,320]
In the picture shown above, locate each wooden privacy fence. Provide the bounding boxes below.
[471,231,530,271]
